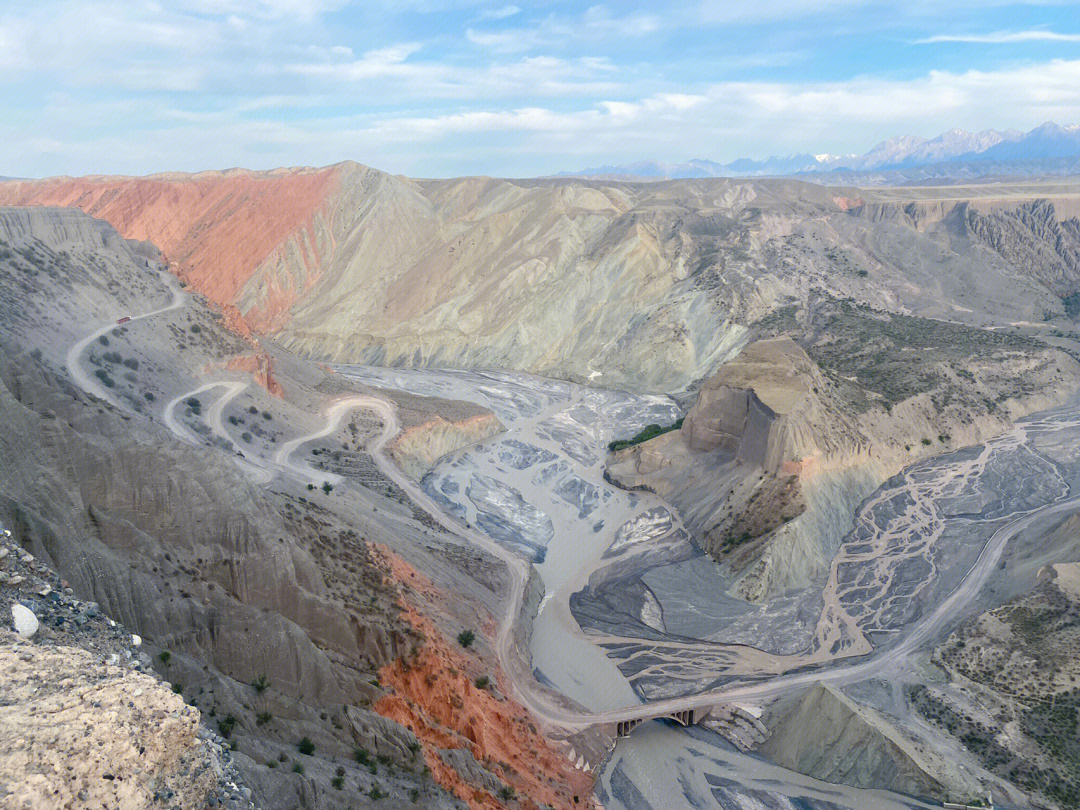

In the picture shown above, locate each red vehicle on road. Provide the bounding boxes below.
[117,316,131,324]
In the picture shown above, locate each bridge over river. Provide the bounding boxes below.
[605,702,769,749]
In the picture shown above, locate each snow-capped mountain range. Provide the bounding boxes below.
[562,122,1080,180]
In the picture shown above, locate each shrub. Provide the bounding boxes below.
[218,715,237,738]
[171,683,183,694]
[122,358,139,370]
[499,786,516,801]
[263,411,272,420]
[249,406,258,414]
[322,481,333,494]
[297,737,315,756]
[190,324,201,333]
[457,630,475,648]
[921,438,932,446]
[98,335,109,346]
[144,391,155,401]
[251,674,269,693]
[354,747,370,765]
[474,675,490,689]
[331,775,344,790]
[266,760,277,769]
[256,711,273,726]
[292,763,304,775]
[241,432,252,443]
[368,785,385,800]
[158,650,171,666]
[608,417,684,452]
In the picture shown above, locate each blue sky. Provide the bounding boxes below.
[3,0,1080,177]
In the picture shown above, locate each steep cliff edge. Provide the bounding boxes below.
[759,683,974,802]
[0,526,253,810]
[380,391,506,479]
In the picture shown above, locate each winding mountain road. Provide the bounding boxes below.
[64,281,1080,736]
[163,381,274,485]
[64,274,184,411]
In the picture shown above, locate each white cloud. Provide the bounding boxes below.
[916,30,1080,44]
[478,5,520,20]
[466,6,661,53]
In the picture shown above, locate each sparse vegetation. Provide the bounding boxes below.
[608,417,684,453]
[217,714,237,738]
[297,736,315,756]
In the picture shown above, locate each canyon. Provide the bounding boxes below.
[3,169,1080,810]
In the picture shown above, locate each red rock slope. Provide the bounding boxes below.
[0,167,341,325]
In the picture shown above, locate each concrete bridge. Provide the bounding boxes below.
[615,707,703,737]
[605,702,770,744]
[560,703,772,776]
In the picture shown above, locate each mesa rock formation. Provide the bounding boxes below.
[608,332,1080,600]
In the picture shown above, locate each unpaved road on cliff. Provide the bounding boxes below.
[163,380,274,485]
[65,273,184,410]
[272,394,544,722]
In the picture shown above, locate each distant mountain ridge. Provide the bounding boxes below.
[561,122,1080,181]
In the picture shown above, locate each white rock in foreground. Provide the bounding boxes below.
[11,605,38,638]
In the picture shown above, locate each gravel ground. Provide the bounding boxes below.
[0,522,256,810]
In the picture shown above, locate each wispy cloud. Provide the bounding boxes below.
[916,29,1080,43]
[478,4,520,20]
[466,6,661,53]
[5,0,1080,178]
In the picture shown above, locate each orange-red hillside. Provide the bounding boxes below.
[0,167,341,314]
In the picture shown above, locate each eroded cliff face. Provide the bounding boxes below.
[386,412,505,479]
[371,549,596,810]
[6,170,1080,393]
[0,207,517,810]
[0,166,342,320]
[608,333,1080,601]
[759,683,972,802]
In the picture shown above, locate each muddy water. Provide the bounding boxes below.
[337,365,964,810]
[340,365,682,710]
